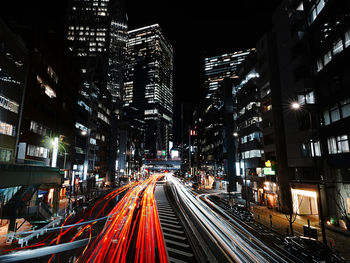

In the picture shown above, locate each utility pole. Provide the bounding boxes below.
[188,125,191,177]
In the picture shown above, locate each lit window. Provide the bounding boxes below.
[27,144,49,158]
[311,140,321,156]
[0,95,19,113]
[0,148,12,162]
[340,98,350,118]
[75,122,88,131]
[78,100,91,112]
[316,57,323,72]
[345,30,350,48]
[0,121,15,136]
[309,0,325,24]
[30,120,50,136]
[330,104,340,122]
[44,85,56,99]
[323,110,330,125]
[323,50,332,65]
[327,137,337,154]
[337,135,349,153]
[47,66,58,83]
[328,135,350,154]
[333,39,343,55]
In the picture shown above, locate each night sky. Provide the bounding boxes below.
[125,1,281,142]
[1,0,280,143]
[126,1,280,103]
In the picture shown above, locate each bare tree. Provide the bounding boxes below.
[285,195,303,236]
[334,187,350,230]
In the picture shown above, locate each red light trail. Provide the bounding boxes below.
[78,174,168,263]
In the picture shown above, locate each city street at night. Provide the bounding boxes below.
[1,0,350,262]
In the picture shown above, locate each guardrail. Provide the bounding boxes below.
[17,216,61,247]
[0,238,89,262]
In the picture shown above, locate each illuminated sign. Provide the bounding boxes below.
[263,167,275,175]
[265,160,272,167]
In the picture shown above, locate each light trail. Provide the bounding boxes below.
[1,183,133,255]
[167,174,289,263]
[78,174,168,263]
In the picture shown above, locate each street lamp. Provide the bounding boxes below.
[291,101,327,245]
[291,101,301,110]
[51,137,59,167]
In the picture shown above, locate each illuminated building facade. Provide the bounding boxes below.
[66,0,126,183]
[233,51,265,205]
[0,20,28,163]
[204,50,251,103]
[125,24,173,158]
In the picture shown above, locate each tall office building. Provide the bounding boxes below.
[107,0,128,107]
[125,24,173,158]
[66,0,126,183]
[204,50,251,103]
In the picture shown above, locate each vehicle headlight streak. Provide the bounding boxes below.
[167,175,288,263]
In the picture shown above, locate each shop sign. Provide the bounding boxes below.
[263,167,275,175]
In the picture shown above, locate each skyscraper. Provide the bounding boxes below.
[204,50,251,103]
[66,0,127,183]
[125,24,173,158]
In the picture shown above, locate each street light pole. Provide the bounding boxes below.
[291,102,327,245]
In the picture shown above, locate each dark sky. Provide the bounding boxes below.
[1,0,281,143]
[126,0,281,105]
[125,1,281,142]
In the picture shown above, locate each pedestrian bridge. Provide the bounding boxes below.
[0,164,63,188]
[143,158,181,171]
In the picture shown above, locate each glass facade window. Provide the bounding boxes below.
[98,112,110,124]
[78,100,91,112]
[341,98,350,118]
[30,120,50,136]
[309,0,326,24]
[316,57,323,72]
[323,109,330,125]
[242,149,262,159]
[302,140,321,157]
[298,91,315,105]
[327,135,350,154]
[90,138,96,145]
[345,30,350,48]
[47,66,58,84]
[27,144,49,158]
[323,50,332,65]
[333,39,343,55]
[75,122,88,131]
[0,148,12,162]
[330,104,340,122]
[337,135,349,153]
[0,95,19,113]
[327,137,337,154]
[0,121,15,136]
[311,140,321,157]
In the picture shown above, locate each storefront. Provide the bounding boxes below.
[263,181,278,208]
[291,183,318,215]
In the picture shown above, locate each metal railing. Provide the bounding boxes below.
[17,216,62,247]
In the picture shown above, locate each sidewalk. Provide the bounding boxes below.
[218,194,350,261]
[250,203,350,261]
